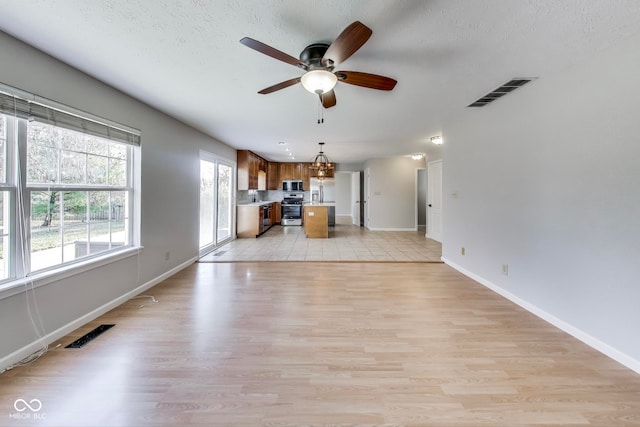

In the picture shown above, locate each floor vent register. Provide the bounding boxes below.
[65,324,115,348]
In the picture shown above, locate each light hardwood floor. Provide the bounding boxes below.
[2,262,640,426]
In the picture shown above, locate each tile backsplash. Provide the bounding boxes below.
[237,190,310,203]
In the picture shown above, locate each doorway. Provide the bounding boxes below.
[363,168,370,229]
[427,160,443,242]
[417,168,427,234]
[199,152,235,257]
[359,171,365,227]
[351,171,360,226]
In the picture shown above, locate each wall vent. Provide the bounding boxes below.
[65,324,115,348]
[468,78,534,107]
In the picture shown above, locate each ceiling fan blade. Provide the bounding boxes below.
[258,77,301,94]
[322,21,372,66]
[320,90,337,108]
[337,71,397,91]
[240,37,308,69]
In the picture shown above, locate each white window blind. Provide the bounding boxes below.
[0,89,140,146]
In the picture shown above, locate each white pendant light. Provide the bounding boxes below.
[300,70,338,94]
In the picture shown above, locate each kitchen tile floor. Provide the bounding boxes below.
[199,224,442,262]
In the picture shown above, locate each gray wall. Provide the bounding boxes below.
[0,31,236,365]
[365,157,425,230]
[334,172,352,216]
[442,31,640,369]
[336,162,365,172]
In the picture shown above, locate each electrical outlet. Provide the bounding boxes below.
[502,264,509,275]
[461,247,465,256]
[165,251,170,261]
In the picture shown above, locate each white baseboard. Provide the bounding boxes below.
[335,214,352,225]
[0,256,197,373]
[442,257,640,375]
[426,233,442,242]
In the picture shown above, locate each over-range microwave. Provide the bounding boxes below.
[282,179,304,192]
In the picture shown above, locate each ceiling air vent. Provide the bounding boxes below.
[468,78,535,107]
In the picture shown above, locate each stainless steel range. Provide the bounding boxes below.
[281,192,304,226]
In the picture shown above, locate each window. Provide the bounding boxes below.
[0,115,8,280]
[0,85,139,284]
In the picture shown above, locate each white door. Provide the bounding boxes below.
[427,160,442,242]
[351,171,360,225]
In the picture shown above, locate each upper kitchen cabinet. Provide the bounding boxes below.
[298,162,311,190]
[278,162,297,181]
[278,162,314,189]
[267,162,279,190]
[238,150,267,190]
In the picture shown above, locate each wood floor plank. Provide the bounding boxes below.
[1,262,639,426]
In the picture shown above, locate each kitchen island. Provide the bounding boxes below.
[302,202,335,238]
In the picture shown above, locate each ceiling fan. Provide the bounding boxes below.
[240,21,397,108]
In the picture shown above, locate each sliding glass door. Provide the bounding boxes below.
[216,163,232,242]
[199,152,235,256]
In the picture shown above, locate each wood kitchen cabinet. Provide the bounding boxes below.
[259,158,267,177]
[249,154,259,189]
[267,161,279,190]
[240,150,333,191]
[273,201,281,224]
[298,162,311,190]
[277,162,313,189]
[237,205,261,237]
[278,162,296,181]
[237,150,250,190]
[303,204,329,238]
[269,201,281,225]
[237,202,276,238]
[237,150,267,190]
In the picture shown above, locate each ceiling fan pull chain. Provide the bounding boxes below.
[317,98,324,124]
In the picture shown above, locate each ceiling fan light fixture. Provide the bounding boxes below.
[301,70,337,94]
[411,153,425,160]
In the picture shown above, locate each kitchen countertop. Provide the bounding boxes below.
[238,201,278,207]
[303,202,335,206]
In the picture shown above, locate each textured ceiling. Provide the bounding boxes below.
[1,0,639,164]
